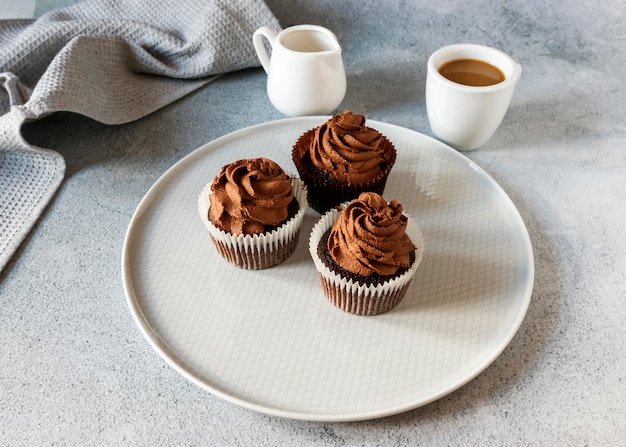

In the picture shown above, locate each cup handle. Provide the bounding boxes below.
[252,27,277,74]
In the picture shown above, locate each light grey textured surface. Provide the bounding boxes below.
[1,0,625,445]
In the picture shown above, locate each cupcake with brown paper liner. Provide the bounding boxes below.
[198,157,307,270]
[292,110,397,214]
[309,192,424,315]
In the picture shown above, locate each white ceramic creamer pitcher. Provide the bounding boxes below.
[253,25,346,117]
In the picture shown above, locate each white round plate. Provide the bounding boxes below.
[122,117,533,422]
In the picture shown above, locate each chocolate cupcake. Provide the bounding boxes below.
[198,158,307,270]
[309,192,424,315]
[292,111,397,214]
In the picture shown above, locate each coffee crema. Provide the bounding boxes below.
[438,58,505,86]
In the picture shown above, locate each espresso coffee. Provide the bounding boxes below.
[438,58,505,86]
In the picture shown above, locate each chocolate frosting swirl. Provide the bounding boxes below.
[209,158,294,235]
[328,192,416,277]
[309,110,386,184]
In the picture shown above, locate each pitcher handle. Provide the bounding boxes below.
[253,27,277,74]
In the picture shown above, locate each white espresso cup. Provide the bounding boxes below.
[426,43,522,151]
[253,25,347,117]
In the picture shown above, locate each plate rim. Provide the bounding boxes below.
[121,116,534,422]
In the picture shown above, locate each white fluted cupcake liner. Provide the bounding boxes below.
[309,205,424,315]
[198,176,307,270]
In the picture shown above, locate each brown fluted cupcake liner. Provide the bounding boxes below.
[309,205,425,316]
[198,176,307,270]
[292,128,397,214]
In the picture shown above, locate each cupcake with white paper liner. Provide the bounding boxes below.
[198,157,307,270]
[309,192,424,315]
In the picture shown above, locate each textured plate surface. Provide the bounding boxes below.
[121,117,534,422]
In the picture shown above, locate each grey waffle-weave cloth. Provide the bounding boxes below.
[0,0,280,273]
